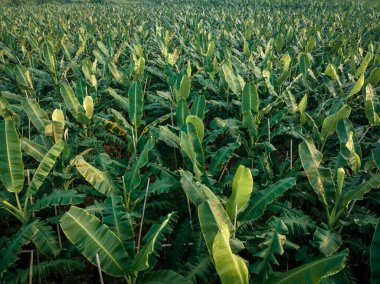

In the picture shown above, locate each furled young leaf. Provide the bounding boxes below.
[240,178,296,222]
[212,224,249,284]
[226,165,253,220]
[128,81,144,128]
[263,249,348,284]
[60,206,130,277]
[0,120,24,193]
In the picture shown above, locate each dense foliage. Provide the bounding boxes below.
[0,0,379,283]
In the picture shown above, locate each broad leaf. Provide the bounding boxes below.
[60,206,130,277]
[0,120,24,193]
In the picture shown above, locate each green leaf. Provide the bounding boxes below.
[226,165,253,220]
[320,105,351,142]
[242,82,259,113]
[209,141,241,175]
[263,249,349,284]
[180,170,220,207]
[0,221,34,274]
[132,213,174,272]
[20,137,47,162]
[107,88,129,111]
[222,62,241,96]
[103,195,134,247]
[367,67,380,86]
[371,219,380,284]
[355,52,372,77]
[28,140,65,196]
[212,224,249,284]
[42,41,56,75]
[178,75,191,101]
[299,53,310,76]
[186,115,204,142]
[176,99,190,128]
[60,206,130,277]
[142,270,192,284]
[190,95,206,120]
[128,82,144,128]
[60,83,84,120]
[124,136,154,191]
[365,84,380,125]
[180,121,205,179]
[340,173,380,209]
[31,220,61,257]
[299,140,335,207]
[347,74,364,99]
[313,226,342,256]
[325,64,339,81]
[29,190,85,212]
[74,156,116,196]
[22,97,50,133]
[240,178,296,221]
[198,200,235,257]
[0,120,24,193]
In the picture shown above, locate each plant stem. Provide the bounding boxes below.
[137,178,150,252]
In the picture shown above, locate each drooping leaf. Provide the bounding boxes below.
[60,206,130,277]
[132,213,174,272]
[313,226,342,256]
[263,249,349,284]
[20,138,47,162]
[31,220,61,257]
[142,270,192,284]
[240,178,296,221]
[365,84,379,125]
[28,140,65,196]
[60,83,84,120]
[22,97,50,133]
[299,140,335,207]
[209,141,241,175]
[74,156,116,196]
[190,95,206,120]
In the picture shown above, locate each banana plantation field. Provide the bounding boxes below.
[0,0,379,283]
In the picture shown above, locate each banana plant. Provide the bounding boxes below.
[0,119,84,275]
